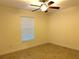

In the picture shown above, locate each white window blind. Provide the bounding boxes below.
[21,16,35,41]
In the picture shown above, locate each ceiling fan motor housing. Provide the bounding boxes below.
[39,0,48,2]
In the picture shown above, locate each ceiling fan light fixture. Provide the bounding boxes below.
[40,4,48,11]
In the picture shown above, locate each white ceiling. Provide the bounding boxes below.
[0,0,40,10]
[0,0,79,11]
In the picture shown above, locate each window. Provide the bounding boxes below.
[21,16,35,41]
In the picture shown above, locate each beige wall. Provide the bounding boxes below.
[48,5,79,50]
[0,6,48,55]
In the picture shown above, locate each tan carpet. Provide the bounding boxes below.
[0,43,79,59]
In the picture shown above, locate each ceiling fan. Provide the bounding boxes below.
[30,0,60,13]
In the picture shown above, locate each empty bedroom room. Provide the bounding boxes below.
[0,0,79,59]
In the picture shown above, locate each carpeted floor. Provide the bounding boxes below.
[0,43,79,59]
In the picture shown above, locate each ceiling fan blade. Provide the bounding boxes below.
[32,8,40,12]
[45,10,48,13]
[49,7,60,9]
[48,1,54,5]
[30,4,41,7]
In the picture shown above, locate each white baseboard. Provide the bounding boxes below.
[0,41,48,56]
[1,41,79,56]
[49,41,79,51]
